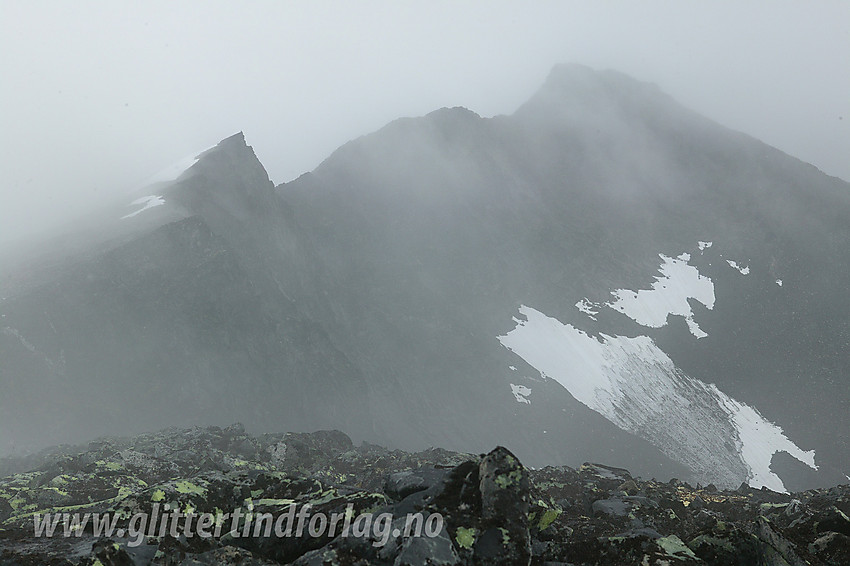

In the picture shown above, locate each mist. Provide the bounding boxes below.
[1,1,848,245]
[4,6,850,562]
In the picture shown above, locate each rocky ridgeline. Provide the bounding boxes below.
[0,425,848,565]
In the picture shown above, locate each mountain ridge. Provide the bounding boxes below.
[2,66,848,492]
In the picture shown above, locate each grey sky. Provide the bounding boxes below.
[1,1,848,244]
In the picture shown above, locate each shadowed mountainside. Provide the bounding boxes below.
[1,65,848,492]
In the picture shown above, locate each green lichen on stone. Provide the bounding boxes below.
[308,488,339,506]
[44,486,69,497]
[499,527,510,545]
[49,475,69,488]
[494,469,523,489]
[539,508,561,531]
[689,534,734,553]
[174,480,207,497]
[255,498,296,507]
[115,486,134,500]
[656,535,698,560]
[455,527,477,549]
[95,460,122,472]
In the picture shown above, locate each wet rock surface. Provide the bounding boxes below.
[0,425,848,565]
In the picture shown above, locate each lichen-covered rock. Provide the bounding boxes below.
[476,447,530,565]
[384,468,446,502]
[394,527,459,566]
[1,425,849,565]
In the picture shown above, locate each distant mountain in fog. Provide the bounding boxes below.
[2,64,848,491]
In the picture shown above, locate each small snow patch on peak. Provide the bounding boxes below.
[121,195,165,219]
[726,260,750,275]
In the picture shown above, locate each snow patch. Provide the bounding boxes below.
[726,260,750,275]
[607,253,715,338]
[121,195,165,219]
[698,241,713,251]
[712,388,817,491]
[776,279,783,287]
[510,384,532,404]
[498,305,816,491]
[508,365,517,371]
[575,298,599,320]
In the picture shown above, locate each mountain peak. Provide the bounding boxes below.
[215,130,247,150]
[425,106,481,120]
[185,131,271,185]
[542,63,663,101]
[191,131,250,164]
[515,63,674,123]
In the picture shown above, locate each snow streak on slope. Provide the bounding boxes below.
[121,195,165,219]
[143,145,213,186]
[607,253,715,338]
[498,305,817,491]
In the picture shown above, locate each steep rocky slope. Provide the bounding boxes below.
[273,65,850,489]
[0,134,375,451]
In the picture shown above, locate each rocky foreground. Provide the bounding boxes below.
[0,425,848,565]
